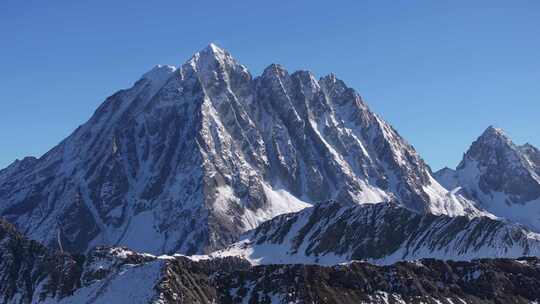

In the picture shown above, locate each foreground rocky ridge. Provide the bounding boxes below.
[207,200,540,265]
[0,44,476,255]
[2,219,540,304]
[0,220,82,303]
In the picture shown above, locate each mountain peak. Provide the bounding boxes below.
[206,42,225,53]
[464,126,519,162]
[141,64,176,83]
[261,63,288,79]
[187,43,236,68]
[481,125,506,138]
[321,73,338,83]
[447,124,540,218]
[199,42,227,60]
[521,142,539,151]
[183,43,249,84]
[142,64,176,79]
[0,43,482,256]
[139,64,177,96]
[474,126,513,149]
[436,166,455,173]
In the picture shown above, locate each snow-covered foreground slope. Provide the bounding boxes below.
[51,248,164,304]
[0,43,475,255]
[435,126,540,232]
[3,219,540,304]
[202,200,540,265]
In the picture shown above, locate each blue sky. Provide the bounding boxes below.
[1,1,539,170]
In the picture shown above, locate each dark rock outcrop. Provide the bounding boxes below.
[210,200,540,265]
[0,219,82,303]
[2,220,540,304]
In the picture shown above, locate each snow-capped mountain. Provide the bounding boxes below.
[435,126,540,231]
[3,219,540,304]
[0,44,476,255]
[203,200,540,265]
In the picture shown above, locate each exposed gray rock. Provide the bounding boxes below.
[0,219,82,304]
[0,44,477,255]
[3,222,540,304]
[435,126,540,231]
[208,200,540,265]
[461,127,540,202]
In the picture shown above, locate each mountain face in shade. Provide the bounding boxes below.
[204,200,540,265]
[0,44,478,255]
[0,219,82,303]
[435,126,540,231]
[3,220,540,304]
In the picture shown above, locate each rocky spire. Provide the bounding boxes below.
[182,43,251,89]
[462,126,518,166]
[435,126,540,231]
[476,126,512,145]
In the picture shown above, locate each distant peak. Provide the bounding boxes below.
[184,43,248,79]
[141,65,176,82]
[465,125,518,159]
[320,73,347,87]
[198,42,227,58]
[189,42,233,65]
[262,63,288,78]
[478,126,510,142]
[206,42,224,53]
[321,73,338,83]
[292,69,316,80]
[521,143,539,150]
[139,65,177,96]
[437,166,455,173]
[319,73,350,97]
[520,143,540,156]
[484,125,504,135]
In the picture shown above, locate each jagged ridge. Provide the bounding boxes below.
[3,220,540,304]
[206,200,540,265]
[435,126,540,231]
[0,219,82,303]
[0,44,476,255]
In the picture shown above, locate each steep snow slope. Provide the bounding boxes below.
[435,126,540,232]
[203,200,540,265]
[0,44,478,255]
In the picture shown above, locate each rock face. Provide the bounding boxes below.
[207,257,540,304]
[207,200,540,265]
[3,225,540,304]
[2,221,540,304]
[0,44,475,255]
[0,219,82,304]
[435,126,540,231]
[62,255,540,303]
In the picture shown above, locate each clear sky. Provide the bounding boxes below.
[1,1,539,170]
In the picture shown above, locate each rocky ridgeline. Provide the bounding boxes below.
[0,44,475,256]
[0,219,82,303]
[2,218,540,303]
[208,200,540,265]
